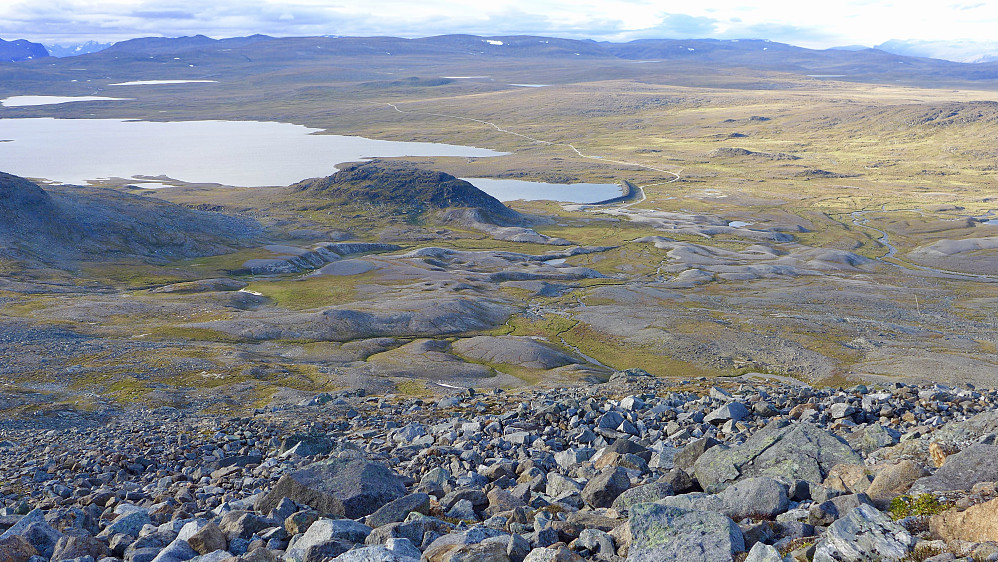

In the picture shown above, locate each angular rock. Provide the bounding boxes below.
[218,512,273,541]
[705,403,750,426]
[930,497,998,543]
[808,494,873,527]
[422,528,508,562]
[522,545,580,562]
[829,403,856,419]
[186,523,226,556]
[289,518,373,561]
[744,542,783,562]
[628,503,745,562]
[866,461,927,508]
[580,467,631,508]
[364,494,431,529]
[693,420,862,492]
[256,458,406,519]
[332,543,420,561]
[909,443,998,494]
[100,511,151,538]
[0,535,38,562]
[674,437,719,472]
[149,539,198,562]
[812,504,913,562]
[52,534,109,562]
[610,483,674,512]
[719,477,789,520]
[21,521,62,559]
[285,511,320,536]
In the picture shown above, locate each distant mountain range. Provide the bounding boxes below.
[0,38,47,62]
[3,34,998,85]
[5,34,998,65]
[45,41,112,58]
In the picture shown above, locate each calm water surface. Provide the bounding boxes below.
[0,118,506,186]
[465,177,622,204]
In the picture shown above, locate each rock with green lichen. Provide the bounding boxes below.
[627,503,745,562]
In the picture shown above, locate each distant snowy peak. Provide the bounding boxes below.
[45,41,112,57]
[875,39,998,63]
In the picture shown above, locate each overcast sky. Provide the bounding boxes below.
[2,0,996,49]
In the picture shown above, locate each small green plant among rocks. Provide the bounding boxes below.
[888,494,952,519]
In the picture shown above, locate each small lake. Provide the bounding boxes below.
[0,118,506,187]
[109,80,218,86]
[1,96,131,107]
[465,178,622,204]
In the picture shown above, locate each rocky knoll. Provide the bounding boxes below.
[291,162,523,226]
[3,373,998,562]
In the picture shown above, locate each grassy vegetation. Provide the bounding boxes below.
[888,494,953,520]
[245,271,381,310]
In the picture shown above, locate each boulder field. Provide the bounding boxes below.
[3,370,998,561]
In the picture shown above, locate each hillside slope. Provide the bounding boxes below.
[0,172,260,264]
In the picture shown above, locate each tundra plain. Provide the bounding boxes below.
[1,36,996,418]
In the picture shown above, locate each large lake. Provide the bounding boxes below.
[0,117,623,202]
[0,118,505,187]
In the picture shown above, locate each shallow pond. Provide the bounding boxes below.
[464,177,622,204]
[1,96,131,107]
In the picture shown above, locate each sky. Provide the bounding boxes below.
[2,0,997,51]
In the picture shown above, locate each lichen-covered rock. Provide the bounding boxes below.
[812,504,913,562]
[693,421,862,492]
[611,483,674,512]
[627,503,745,562]
[719,477,789,520]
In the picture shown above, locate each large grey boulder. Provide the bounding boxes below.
[332,539,420,561]
[217,511,275,541]
[99,510,151,538]
[581,467,631,508]
[627,503,745,561]
[744,542,784,562]
[0,509,44,541]
[812,504,913,562]
[422,527,509,562]
[705,403,750,426]
[0,535,38,562]
[256,458,405,519]
[148,539,198,562]
[51,534,110,562]
[909,443,998,494]
[719,477,789,520]
[693,421,862,492]
[364,494,431,529]
[288,518,374,561]
[611,483,674,512]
